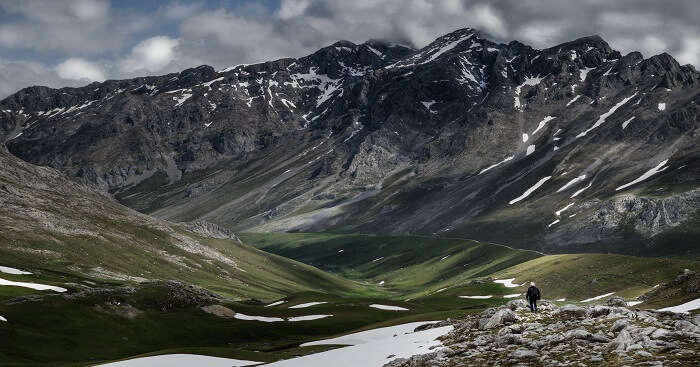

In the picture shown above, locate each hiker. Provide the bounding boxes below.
[526,282,541,312]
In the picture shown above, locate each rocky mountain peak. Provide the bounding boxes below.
[1,27,698,255]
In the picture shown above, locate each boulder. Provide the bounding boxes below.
[200,304,236,318]
[553,305,589,319]
[651,328,669,339]
[607,296,627,307]
[482,308,518,329]
[506,299,528,310]
[591,306,612,317]
[564,328,592,341]
[495,333,523,346]
[674,320,700,334]
[611,318,629,332]
[608,329,634,352]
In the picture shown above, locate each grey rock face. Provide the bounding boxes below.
[180,220,241,241]
[2,28,699,255]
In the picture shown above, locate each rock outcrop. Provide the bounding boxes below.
[386,300,700,366]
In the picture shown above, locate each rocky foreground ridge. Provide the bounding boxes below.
[388,299,700,366]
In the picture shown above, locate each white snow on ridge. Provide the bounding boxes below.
[555,202,575,216]
[526,145,535,156]
[570,181,593,198]
[494,279,521,288]
[366,45,384,58]
[566,95,581,106]
[0,277,67,292]
[201,77,224,89]
[421,100,437,110]
[96,354,262,367]
[478,155,515,175]
[503,294,521,299]
[581,292,615,303]
[658,103,666,111]
[508,176,552,205]
[423,34,474,64]
[460,295,493,299]
[579,67,595,82]
[627,301,643,307]
[522,133,529,143]
[265,300,286,307]
[548,219,560,228]
[576,93,637,138]
[369,304,409,311]
[514,76,544,109]
[658,298,700,313]
[289,302,328,309]
[0,266,32,275]
[288,315,333,322]
[615,160,669,191]
[234,313,284,322]
[0,315,6,322]
[532,116,556,135]
[556,175,587,193]
[173,93,193,107]
[621,116,636,129]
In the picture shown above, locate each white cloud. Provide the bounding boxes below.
[56,58,105,81]
[470,4,507,38]
[677,37,700,66]
[120,36,180,73]
[159,1,204,20]
[0,59,72,97]
[0,0,148,54]
[518,21,565,47]
[278,0,311,19]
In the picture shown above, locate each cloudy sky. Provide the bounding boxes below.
[0,0,698,98]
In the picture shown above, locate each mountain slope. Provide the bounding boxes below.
[239,232,542,299]
[0,145,362,300]
[1,28,698,254]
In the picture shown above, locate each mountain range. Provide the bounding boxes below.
[1,27,698,255]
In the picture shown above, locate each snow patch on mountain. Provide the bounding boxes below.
[478,155,514,175]
[526,145,535,156]
[579,67,595,82]
[555,202,575,216]
[532,116,556,135]
[615,160,669,191]
[509,176,552,205]
[621,116,636,129]
[557,175,587,193]
[577,93,637,138]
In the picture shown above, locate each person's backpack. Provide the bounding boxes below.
[527,286,541,300]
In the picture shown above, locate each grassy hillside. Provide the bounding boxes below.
[0,147,364,301]
[490,253,700,302]
[0,281,501,367]
[239,232,542,298]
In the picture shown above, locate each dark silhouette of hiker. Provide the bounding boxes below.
[526,282,541,312]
